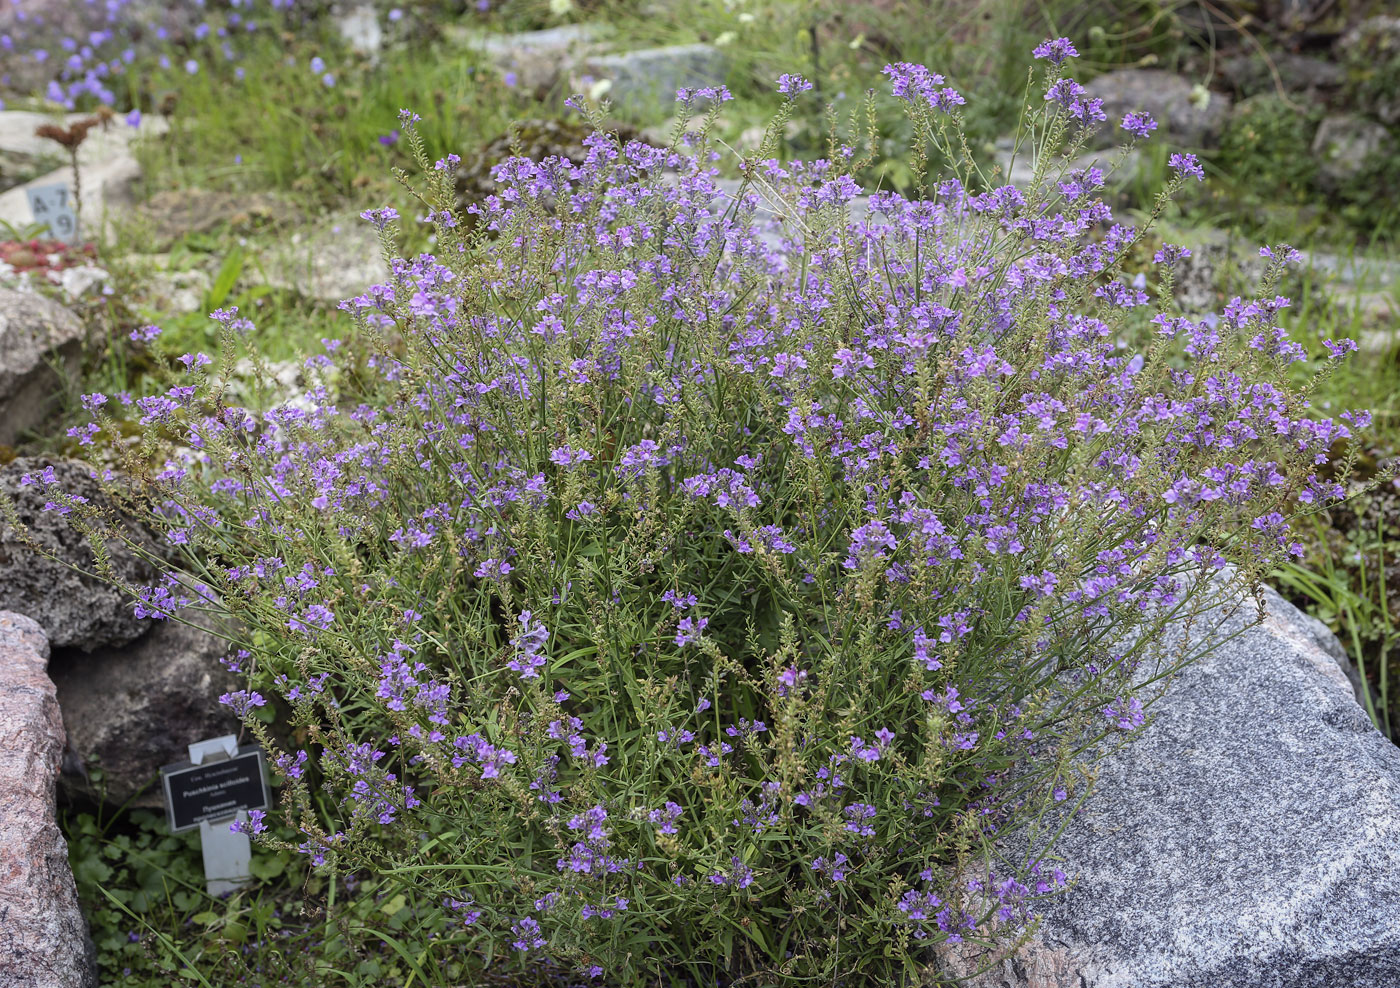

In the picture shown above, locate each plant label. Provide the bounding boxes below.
[162,737,270,833]
[25,183,78,242]
[162,735,270,895]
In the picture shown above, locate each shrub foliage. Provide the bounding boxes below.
[32,43,1367,987]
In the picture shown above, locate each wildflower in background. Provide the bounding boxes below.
[811,852,849,881]
[675,616,709,647]
[511,916,547,951]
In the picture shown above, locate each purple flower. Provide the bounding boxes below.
[511,916,546,951]
[1153,243,1191,265]
[230,809,267,835]
[776,73,813,96]
[219,690,267,718]
[508,611,550,679]
[1121,111,1157,138]
[708,856,754,889]
[882,62,965,112]
[1169,152,1205,182]
[1103,697,1145,731]
[675,616,709,648]
[1031,37,1078,64]
[549,445,594,468]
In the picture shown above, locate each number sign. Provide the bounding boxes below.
[25,183,78,242]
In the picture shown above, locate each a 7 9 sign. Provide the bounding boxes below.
[25,183,78,242]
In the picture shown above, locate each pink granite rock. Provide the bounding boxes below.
[0,611,95,988]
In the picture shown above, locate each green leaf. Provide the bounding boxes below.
[206,247,246,310]
[250,853,287,881]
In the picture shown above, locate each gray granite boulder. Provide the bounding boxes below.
[0,457,155,651]
[0,289,85,446]
[1312,114,1395,190]
[456,24,604,96]
[1085,69,1231,149]
[940,585,1400,987]
[580,44,727,119]
[51,614,238,808]
[0,611,97,988]
[252,211,389,304]
[334,2,382,60]
[1218,51,1342,99]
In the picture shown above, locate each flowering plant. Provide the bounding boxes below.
[40,41,1364,986]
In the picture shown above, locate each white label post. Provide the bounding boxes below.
[183,735,253,897]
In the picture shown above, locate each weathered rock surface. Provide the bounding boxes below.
[1218,51,1343,98]
[940,586,1400,987]
[253,212,388,304]
[0,457,155,650]
[1311,114,1395,190]
[123,254,213,315]
[581,44,727,118]
[458,24,604,95]
[134,187,291,249]
[1169,227,1265,314]
[334,1,382,59]
[51,614,237,807]
[0,611,97,988]
[0,289,85,445]
[992,138,1139,195]
[1084,69,1231,149]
